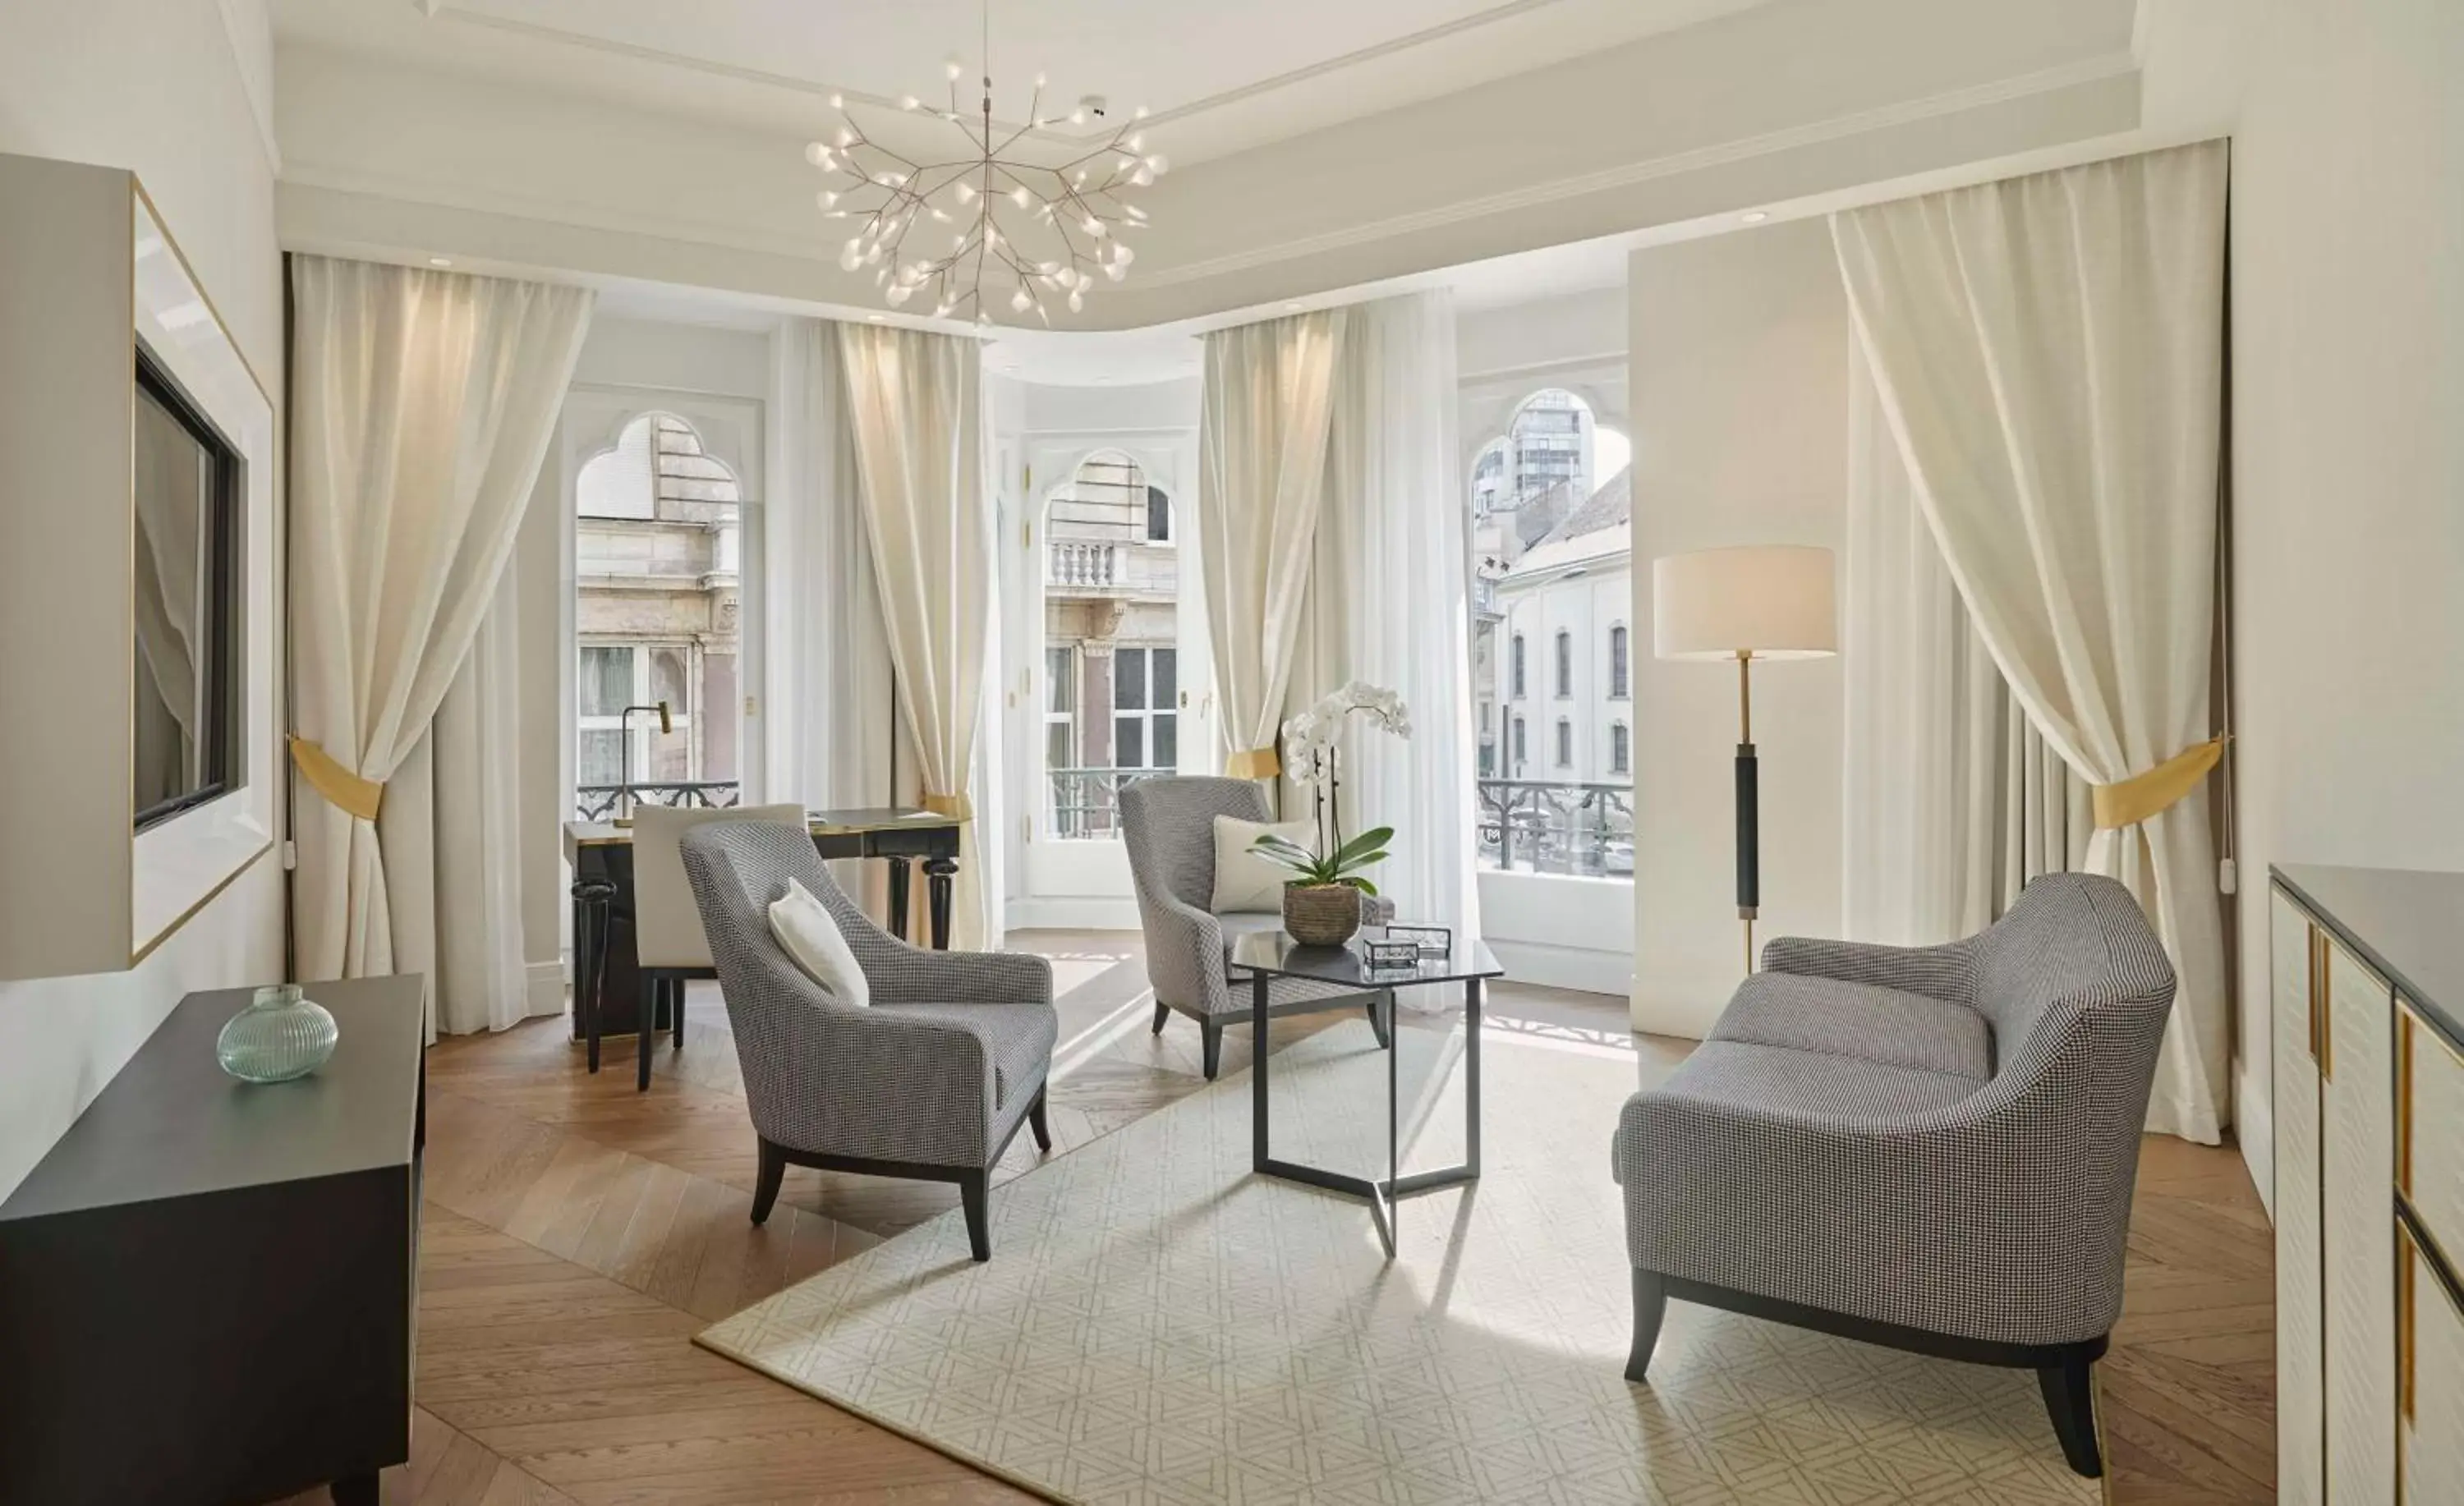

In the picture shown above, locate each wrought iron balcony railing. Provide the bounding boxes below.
[575,780,742,824]
[1476,778,1634,878]
[1046,766,1168,839]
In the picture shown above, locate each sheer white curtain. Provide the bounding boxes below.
[1197,309,1349,783]
[772,319,900,910]
[1295,293,1480,939]
[289,259,593,1017]
[834,323,998,950]
[1833,140,2231,1142]
[1841,344,2087,947]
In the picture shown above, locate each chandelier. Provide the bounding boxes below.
[803,11,1165,326]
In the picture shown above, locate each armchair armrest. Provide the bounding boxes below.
[1758,934,1977,1005]
[1136,888,1230,1017]
[862,944,1053,1008]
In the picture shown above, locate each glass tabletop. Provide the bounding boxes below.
[1228,930,1502,988]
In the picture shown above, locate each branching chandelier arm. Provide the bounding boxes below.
[802,2,1165,327]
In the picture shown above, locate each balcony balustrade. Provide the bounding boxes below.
[1475,778,1633,877]
[575,780,741,824]
[1046,766,1169,838]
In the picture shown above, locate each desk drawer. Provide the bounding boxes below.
[2405,1001,2464,1270]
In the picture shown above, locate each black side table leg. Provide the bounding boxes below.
[885,856,913,941]
[925,856,958,950]
[1465,975,1483,1177]
[1250,969,1271,1172]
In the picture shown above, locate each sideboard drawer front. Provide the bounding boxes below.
[2403,1226,2464,1503]
[2408,1003,2464,1267]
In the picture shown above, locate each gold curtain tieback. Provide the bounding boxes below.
[2091,737,2226,829]
[287,734,384,822]
[1226,746,1281,778]
[921,792,972,820]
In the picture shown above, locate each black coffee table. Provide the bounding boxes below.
[1230,930,1503,1257]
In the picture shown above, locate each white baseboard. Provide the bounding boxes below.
[528,958,568,1021]
[1008,897,1142,933]
[1486,939,1634,999]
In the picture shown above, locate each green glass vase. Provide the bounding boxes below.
[215,984,340,1084]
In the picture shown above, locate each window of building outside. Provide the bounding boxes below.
[1044,449,1177,838]
[1471,387,1636,875]
[572,413,742,820]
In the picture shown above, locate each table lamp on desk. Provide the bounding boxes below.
[615,700,673,826]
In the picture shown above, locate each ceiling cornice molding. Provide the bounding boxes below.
[420,0,1590,149]
[1138,48,2139,289]
[213,0,283,172]
[1460,350,1629,387]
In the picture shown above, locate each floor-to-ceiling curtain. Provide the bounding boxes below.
[1833,140,2231,1142]
[1197,309,1349,784]
[1294,292,1480,940]
[775,319,901,914]
[834,323,997,950]
[290,259,594,1014]
[1841,343,2086,947]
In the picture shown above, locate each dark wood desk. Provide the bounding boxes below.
[0,976,425,1506]
[562,807,963,1039]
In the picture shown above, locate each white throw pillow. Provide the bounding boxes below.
[1211,815,1318,914]
[767,877,870,1008]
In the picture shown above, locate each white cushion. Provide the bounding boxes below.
[767,877,869,1008]
[1211,815,1317,914]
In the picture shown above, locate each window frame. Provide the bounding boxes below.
[1611,719,1631,777]
[1555,716,1574,769]
[1554,629,1573,699]
[1510,632,1527,699]
[1110,644,1179,774]
[576,639,698,786]
[1608,622,1630,700]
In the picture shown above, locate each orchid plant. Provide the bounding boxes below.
[1249,681,1412,891]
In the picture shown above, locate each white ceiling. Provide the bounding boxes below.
[269,0,1775,163]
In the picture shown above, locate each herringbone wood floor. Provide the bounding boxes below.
[279,936,2275,1505]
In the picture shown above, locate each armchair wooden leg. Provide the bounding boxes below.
[673,978,686,1049]
[750,1139,785,1227]
[959,1169,991,1261]
[1201,1023,1224,1081]
[1625,1269,1667,1384]
[1027,1088,1051,1153]
[2037,1348,2104,1478]
[1151,999,1171,1035]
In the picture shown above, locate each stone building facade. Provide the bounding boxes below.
[1041,451,1178,835]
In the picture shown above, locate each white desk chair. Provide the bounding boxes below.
[627,802,807,1090]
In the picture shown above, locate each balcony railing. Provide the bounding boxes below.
[1050,541,1119,587]
[1047,766,1168,838]
[576,780,741,823]
[1476,778,1633,878]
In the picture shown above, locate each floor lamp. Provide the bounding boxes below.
[1652,546,1837,974]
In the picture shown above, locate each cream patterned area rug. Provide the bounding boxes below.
[698,1016,2099,1504]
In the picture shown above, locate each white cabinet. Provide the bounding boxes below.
[2276,871,2464,1504]
[2275,889,2325,1505]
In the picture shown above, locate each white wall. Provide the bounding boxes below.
[1628,221,1848,1037]
[2220,0,2464,1198]
[0,0,286,1198]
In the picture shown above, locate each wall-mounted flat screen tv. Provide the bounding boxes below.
[131,345,240,830]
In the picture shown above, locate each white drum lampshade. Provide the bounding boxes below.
[1653,545,1837,661]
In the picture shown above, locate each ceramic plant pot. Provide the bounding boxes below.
[1282,883,1363,948]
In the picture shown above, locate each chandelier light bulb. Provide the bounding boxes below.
[899,94,920,110]
[956,181,977,202]
[1145,154,1170,175]
[1069,108,1087,124]
[1010,186,1032,209]
[835,127,856,148]
[1111,244,1135,267]
[1103,260,1125,282]
[1130,167,1152,186]
[805,141,830,166]
[1068,290,1084,313]
[887,283,913,305]
[1128,132,1144,152]
[1034,72,1048,89]
[829,93,844,109]
[1009,284,1033,313]
[817,190,839,209]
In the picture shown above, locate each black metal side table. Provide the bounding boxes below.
[1230,930,1502,1258]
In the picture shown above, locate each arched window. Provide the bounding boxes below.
[1554,629,1572,698]
[1611,720,1631,777]
[573,413,742,812]
[1555,717,1574,768]
[1511,715,1527,769]
[1044,449,1177,836]
[1510,632,1527,699]
[1608,624,1630,699]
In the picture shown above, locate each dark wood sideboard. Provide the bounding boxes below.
[0,975,426,1506]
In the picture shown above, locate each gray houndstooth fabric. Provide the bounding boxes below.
[1708,970,1993,1080]
[1615,872,2175,1348]
[680,821,1056,1169]
[1119,776,1390,1022]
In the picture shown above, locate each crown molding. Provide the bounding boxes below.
[213,0,282,172]
[423,0,1588,148]
[1137,49,2138,289]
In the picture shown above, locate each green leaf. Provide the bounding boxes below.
[1331,826,1394,866]
[1347,877,1379,897]
[1336,850,1390,874]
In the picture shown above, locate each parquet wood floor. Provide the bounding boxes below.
[278,935,2274,1505]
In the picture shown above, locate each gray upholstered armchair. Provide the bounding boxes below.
[679,820,1056,1261]
[1119,775,1391,1079]
[1612,873,2175,1479]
